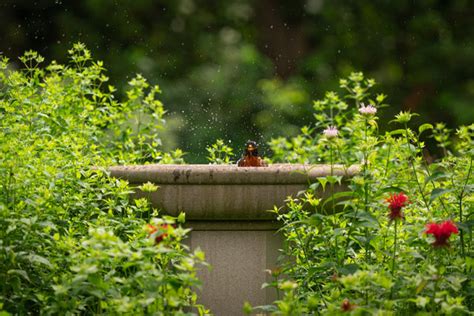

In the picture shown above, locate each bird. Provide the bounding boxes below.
[237,140,268,167]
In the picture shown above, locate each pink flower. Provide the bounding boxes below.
[323,126,339,139]
[385,192,409,221]
[359,104,377,116]
[425,220,459,247]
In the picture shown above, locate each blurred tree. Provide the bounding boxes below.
[0,0,472,162]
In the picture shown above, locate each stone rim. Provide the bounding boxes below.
[109,163,359,185]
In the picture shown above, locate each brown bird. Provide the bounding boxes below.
[237,140,267,167]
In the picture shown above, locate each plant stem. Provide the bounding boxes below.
[275,275,280,300]
[336,143,359,261]
[459,197,465,258]
[375,141,392,192]
[294,225,312,277]
[458,157,472,258]
[388,220,399,301]
[404,124,430,212]
[293,225,328,308]
[391,220,398,276]
[416,140,449,215]
[329,143,338,264]
[431,253,440,314]
[363,119,370,263]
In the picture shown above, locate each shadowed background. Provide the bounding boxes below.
[1,0,472,162]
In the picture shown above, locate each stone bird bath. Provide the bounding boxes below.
[109,164,358,315]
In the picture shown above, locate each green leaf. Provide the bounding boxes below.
[389,129,406,136]
[317,177,328,191]
[326,175,343,185]
[378,186,406,194]
[52,284,69,295]
[308,182,320,191]
[413,296,430,308]
[304,213,325,226]
[424,171,447,184]
[177,212,186,223]
[338,264,359,275]
[457,221,474,233]
[28,254,53,268]
[7,269,31,282]
[334,228,344,236]
[429,188,453,202]
[368,119,378,129]
[418,123,433,134]
[250,304,277,313]
[355,211,379,228]
[322,191,355,209]
[409,251,425,260]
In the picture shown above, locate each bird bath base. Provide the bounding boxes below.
[109,164,357,315]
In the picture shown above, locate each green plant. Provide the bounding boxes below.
[0,44,207,315]
[252,72,473,315]
[206,139,235,164]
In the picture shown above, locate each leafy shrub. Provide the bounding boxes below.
[0,44,207,315]
[252,73,473,315]
[206,139,235,164]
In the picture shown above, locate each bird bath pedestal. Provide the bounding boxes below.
[109,164,358,315]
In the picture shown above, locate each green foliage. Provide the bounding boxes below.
[253,73,473,315]
[206,139,235,164]
[0,45,207,314]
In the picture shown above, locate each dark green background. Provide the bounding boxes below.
[1,0,473,161]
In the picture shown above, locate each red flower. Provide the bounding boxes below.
[385,192,409,221]
[341,298,356,312]
[425,220,459,247]
[146,223,169,244]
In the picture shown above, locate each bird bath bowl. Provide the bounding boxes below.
[109,163,358,315]
[109,164,358,221]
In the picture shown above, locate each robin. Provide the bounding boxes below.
[237,140,268,167]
